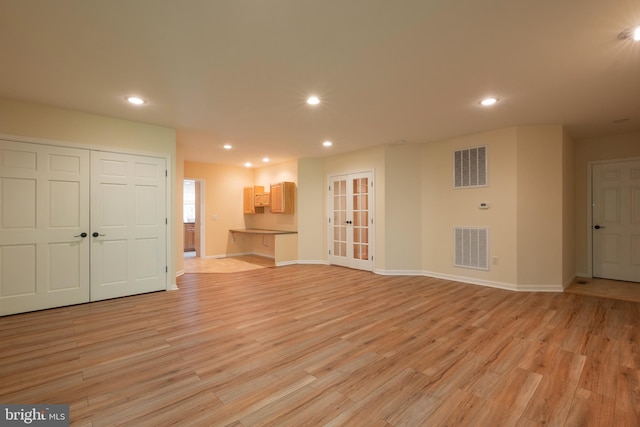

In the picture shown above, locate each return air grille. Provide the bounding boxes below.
[454,227,489,270]
[454,146,487,188]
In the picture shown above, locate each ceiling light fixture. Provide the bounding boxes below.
[480,97,498,106]
[126,96,146,105]
[618,26,640,41]
[262,157,270,163]
[307,96,320,105]
[323,141,333,147]
[223,144,232,149]
[244,162,252,168]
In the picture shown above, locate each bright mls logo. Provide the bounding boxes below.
[1,405,69,426]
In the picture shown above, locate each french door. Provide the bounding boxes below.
[592,160,640,282]
[328,172,374,271]
[0,140,167,316]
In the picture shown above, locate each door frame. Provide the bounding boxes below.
[586,156,640,278]
[194,178,206,257]
[326,170,375,271]
[0,132,175,291]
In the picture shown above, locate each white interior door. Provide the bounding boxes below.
[592,160,640,282]
[0,141,90,316]
[90,151,167,301]
[328,172,373,271]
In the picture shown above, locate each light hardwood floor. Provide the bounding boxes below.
[1,265,639,426]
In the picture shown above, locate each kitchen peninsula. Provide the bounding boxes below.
[229,229,298,265]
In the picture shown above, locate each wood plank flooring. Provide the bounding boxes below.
[1,265,639,426]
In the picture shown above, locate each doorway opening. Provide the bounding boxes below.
[183,179,204,258]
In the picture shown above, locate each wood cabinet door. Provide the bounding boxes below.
[270,182,294,214]
[271,183,283,212]
[243,186,255,213]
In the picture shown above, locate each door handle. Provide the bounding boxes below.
[74,232,88,238]
[92,232,106,237]
[594,225,605,229]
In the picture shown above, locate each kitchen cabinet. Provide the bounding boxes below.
[243,186,264,214]
[184,223,195,251]
[270,181,295,214]
[255,192,270,207]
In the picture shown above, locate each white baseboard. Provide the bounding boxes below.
[376,269,565,292]
[374,269,424,276]
[296,260,330,265]
[421,270,519,291]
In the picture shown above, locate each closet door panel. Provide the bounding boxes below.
[0,140,90,316]
[90,152,166,301]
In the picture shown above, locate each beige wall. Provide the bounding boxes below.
[322,146,386,270]
[516,126,564,287]
[175,143,185,274]
[9,96,625,291]
[0,98,175,154]
[0,97,178,283]
[562,129,576,287]
[384,144,422,272]
[183,161,253,258]
[575,131,640,276]
[297,158,326,263]
[182,159,299,260]
[246,159,298,232]
[421,128,519,286]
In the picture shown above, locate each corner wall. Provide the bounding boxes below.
[562,129,576,287]
[516,126,565,289]
[297,158,326,263]
[421,128,519,288]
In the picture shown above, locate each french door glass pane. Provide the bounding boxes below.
[351,176,369,262]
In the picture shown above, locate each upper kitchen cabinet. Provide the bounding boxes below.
[243,185,265,214]
[270,181,295,214]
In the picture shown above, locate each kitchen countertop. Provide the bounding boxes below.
[229,228,298,235]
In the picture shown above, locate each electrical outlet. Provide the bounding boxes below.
[492,256,499,265]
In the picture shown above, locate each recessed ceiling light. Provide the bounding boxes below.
[307,96,320,105]
[480,97,498,106]
[323,141,333,147]
[262,157,270,163]
[244,162,252,168]
[223,144,232,150]
[126,96,145,105]
[618,26,640,41]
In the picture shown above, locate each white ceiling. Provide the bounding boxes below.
[1,1,639,167]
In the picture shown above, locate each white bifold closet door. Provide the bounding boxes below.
[0,140,167,316]
[90,151,166,301]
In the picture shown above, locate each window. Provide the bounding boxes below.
[454,146,487,188]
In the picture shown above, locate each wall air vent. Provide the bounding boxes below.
[454,146,487,188]
[454,227,489,270]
